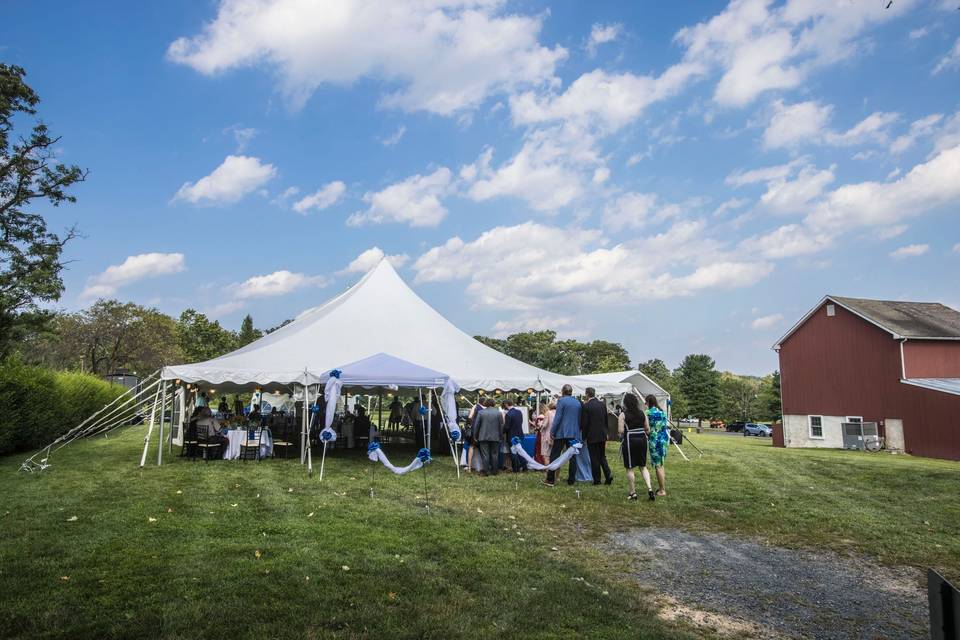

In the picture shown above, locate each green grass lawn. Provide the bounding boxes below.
[1,429,957,639]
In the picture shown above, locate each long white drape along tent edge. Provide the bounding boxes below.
[161,259,630,395]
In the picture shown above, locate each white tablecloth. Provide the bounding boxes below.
[223,429,273,460]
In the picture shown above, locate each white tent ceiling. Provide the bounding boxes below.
[577,370,670,403]
[162,260,630,395]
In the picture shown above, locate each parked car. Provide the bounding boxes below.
[744,423,772,437]
[726,421,746,432]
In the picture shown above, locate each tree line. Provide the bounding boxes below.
[18,300,289,376]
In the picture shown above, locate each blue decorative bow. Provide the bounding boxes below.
[416,448,432,462]
[450,429,461,442]
[418,405,428,416]
[367,441,381,453]
[321,429,334,442]
[329,369,342,379]
[567,438,581,447]
[510,436,522,446]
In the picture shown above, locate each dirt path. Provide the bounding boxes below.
[607,528,927,640]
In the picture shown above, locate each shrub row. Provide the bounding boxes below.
[0,359,126,455]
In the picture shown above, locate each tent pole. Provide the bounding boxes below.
[157,381,168,466]
[139,383,162,468]
[378,392,383,435]
[433,389,459,478]
[165,381,173,456]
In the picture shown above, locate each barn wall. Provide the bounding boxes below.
[779,302,903,420]
[901,383,960,461]
[903,340,960,378]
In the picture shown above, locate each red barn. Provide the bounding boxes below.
[773,295,960,461]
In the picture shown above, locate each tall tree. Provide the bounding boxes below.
[473,330,630,376]
[719,373,760,423]
[237,314,262,347]
[757,371,782,422]
[676,354,721,427]
[21,301,184,375]
[638,358,671,385]
[0,64,86,356]
[176,309,237,363]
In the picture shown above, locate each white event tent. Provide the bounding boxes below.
[161,259,630,397]
[577,370,671,415]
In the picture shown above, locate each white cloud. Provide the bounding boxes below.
[751,313,784,330]
[586,23,622,56]
[492,314,586,339]
[464,125,601,211]
[953,243,960,253]
[349,167,452,227]
[763,100,832,149]
[932,37,960,75]
[759,164,835,215]
[726,157,808,187]
[891,113,945,154]
[340,246,409,274]
[740,224,834,259]
[292,181,346,213]
[82,253,186,298]
[225,125,257,152]
[807,144,960,232]
[232,270,330,299]
[174,155,276,204]
[713,197,749,217]
[510,65,702,132]
[168,0,566,116]
[592,167,610,185]
[675,0,912,107]
[823,111,899,146]
[890,243,929,259]
[909,27,929,40]
[877,224,908,240]
[413,220,771,310]
[602,192,682,231]
[380,125,407,147]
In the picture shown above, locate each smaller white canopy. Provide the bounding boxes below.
[319,352,452,390]
[577,370,670,405]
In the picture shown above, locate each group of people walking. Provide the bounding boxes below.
[463,383,670,501]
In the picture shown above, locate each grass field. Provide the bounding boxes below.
[1,429,957,639]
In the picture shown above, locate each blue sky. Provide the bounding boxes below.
[3,0,959,374]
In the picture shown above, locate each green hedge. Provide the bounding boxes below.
[0,360,126,455]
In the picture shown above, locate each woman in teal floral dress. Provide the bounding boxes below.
[645,395,669,496]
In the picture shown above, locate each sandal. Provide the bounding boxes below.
[627,492,638,501]
[648,490,656,501]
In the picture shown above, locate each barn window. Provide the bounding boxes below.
[826,304,835,316]
[809,415,824,439]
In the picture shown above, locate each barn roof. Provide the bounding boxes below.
[773,295,960,350]
[829,296,960,339]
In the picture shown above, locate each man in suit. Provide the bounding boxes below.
[544,384,582,487]
[581,387,613,485]
[474,398,504,476]
[503,397,526,473]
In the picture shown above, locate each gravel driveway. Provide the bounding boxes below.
[607,528,927,640]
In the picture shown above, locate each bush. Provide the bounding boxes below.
[0,359,126,455]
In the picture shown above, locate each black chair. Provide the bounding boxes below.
[271,418,296,459]
[196,422,223,462]
[239,427,262,461]
[181,421,199,459]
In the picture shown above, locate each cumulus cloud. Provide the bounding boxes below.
[380,125,406,147]
[586,23,622,56]
[759,164,835,215]
[82,253,186,299]
[232,270,330,299]
[726,157,809,187]
[763,100,832,149]
[740,224,834,259]
[348,167,453,227]
[890,113,945,154]
[413,220,771,310]
[463,124,606,211]
[174,155,276,204]
[292,181,346,213]
[167,0,566,115]
[890,243,929,259]
[751,313,784,330]
[602,192,681,231]
[823,111,899,146]
[510,65,702,132]
[932,37,960,75]
[675,0,911,107]
[340,246,409,274]
[225,125,257,152]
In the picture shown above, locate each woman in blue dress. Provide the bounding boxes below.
[646,395,669,497]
